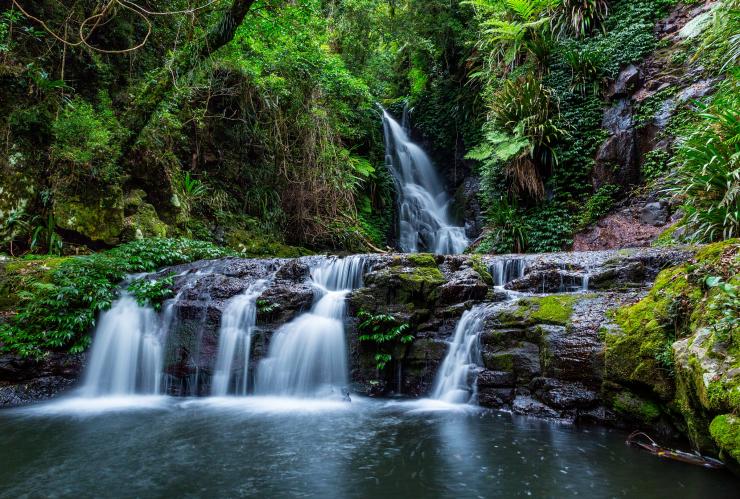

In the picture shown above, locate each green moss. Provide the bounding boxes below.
[612,391,662,423]
[483,352,514,372]
[399,266,445,286]
[605,265,695,399]
[53,190,124,244]
[710,414,740,462]
[407,253,437,267]
[470,255,494,285]
[518,295,582,326]
[225,228,312,258]
[695,239,739,263]
[652,223,682,247]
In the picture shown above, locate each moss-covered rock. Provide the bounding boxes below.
[605,239,739,456]
[121,190,169,241]
[470,254,494,285]
[53,188,124,244]
[225,228,312,258]
[611,390,662,424]
[710,414,740,463]
[605,264,696,400]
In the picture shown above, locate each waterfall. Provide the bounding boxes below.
[432,305,488,404]
[381,108,468,254]
[255,256,365,398]
[490,258,527,287]
[81,294,165,397]
[211,280,268,396]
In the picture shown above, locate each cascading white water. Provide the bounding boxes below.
[490,258,527,287]
[432,305,488,404]
[255,256,365,398]
[211,280,268,396]
[81,294,165,397]
[381,108,468,254]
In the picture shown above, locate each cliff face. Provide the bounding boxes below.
[575,1,722,250]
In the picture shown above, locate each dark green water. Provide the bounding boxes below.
[0,396,737,498]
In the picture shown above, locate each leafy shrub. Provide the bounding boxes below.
[705,276,739,347]
[50,94,124,183]
[525,201,574,252]
[482,197,529,253]
[577,184,619,228]
[693,0,740,73]
[128,274,176,312]
[641,149,671,181]
[0,239,233,357]
[471,73,563,200]
[469,0,557,69]
[554,0,609,38]
[670,74,740,242]
[357,310,413,370]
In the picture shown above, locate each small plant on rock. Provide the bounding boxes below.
[357,310,413,370]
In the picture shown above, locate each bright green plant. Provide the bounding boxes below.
[484,197,529,253]
[554,0,609,38]
[577,184,619,229]
[0,207,30,256]
[670,75,740,242]
[705,276,739,347]
[128,274,176,312]
[468,0,557,69]
[642,149,671,181]
[50,95,123,183]
[481,73,563,199]
[357,310,413,370]
[30,214,63,256]
[692,0,740,73]
[562,46,603,94]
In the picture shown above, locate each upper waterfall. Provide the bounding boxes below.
[381,108,468,254]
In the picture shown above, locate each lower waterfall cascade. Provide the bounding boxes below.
[211,280,269,396]
[81,294,166,397]
[431,305,488,404]
[255,256,366,398]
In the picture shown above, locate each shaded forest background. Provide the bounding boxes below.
[0,0,737,256]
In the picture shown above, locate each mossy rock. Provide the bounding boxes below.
[611,390,662,424]
[605,265,695,399]
[470,254,494,285]
[225,228,312,258]
[510,295,584,327]
[53,189,124,244]
[406,253,439,267]
[121,191,169,241]
[483,352,514,372]
[709,414,740,463]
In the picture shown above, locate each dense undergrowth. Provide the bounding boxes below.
[0,238,231,356]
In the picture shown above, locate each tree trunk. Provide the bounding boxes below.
[123,0,256,146]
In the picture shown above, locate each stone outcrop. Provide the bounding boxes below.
[577,1,719,251]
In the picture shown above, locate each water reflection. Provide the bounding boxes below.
[0,398,737,498]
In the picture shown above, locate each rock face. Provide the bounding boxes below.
[0,353,84,407]
[578,1,718,251]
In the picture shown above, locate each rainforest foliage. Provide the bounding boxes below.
[1,0,738,256]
